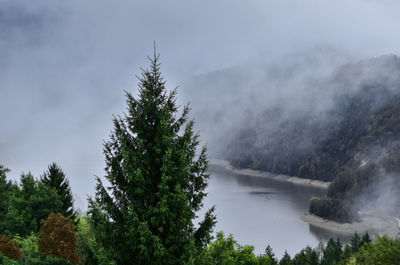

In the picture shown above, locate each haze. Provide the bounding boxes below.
[1,0,400,210]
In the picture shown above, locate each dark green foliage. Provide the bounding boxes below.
[361,232,371,246]
[353,235,400,265]
[349,232,361,254]
[292,246,319,265]
[88,52,216,264]
[205,232,273,265]
[19,252,72,265]
[183,233,400,264]
[279,251,292,265]
[227,56,400,222]
[227,56,400,182]
[0,254,19,265]
[320,238,342,265]
[341,244,352,263]
[229,89,400,184]
[264,245,278,265]
[201,233,400,265]
[41,163,77,222]
[0,165,17,233]
[0,173,63,237]
[327,164,379,202]
[76,215,114,265]
[309,197,356,223]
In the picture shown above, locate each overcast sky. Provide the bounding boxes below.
[1,0,400,209]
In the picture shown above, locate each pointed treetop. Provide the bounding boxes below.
[41,163,77,222]
[88,49,215,264]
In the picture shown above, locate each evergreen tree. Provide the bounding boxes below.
[292,246,319,265]
[354,235,400,265]
[1,173,63,237]
[264,245,278,265]
[350,232,361,253]
[0,165,15,233]
[279,251,293,265]
[361,232,371,246]
[320,238,342,265]
[341,244,352,263]
[88,51,216,265]
[76,215,115,265]
[41,163,77,221]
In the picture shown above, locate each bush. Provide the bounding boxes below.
[206,231,273,265]
[14,233,39,257]
[38,213,80,265]
[0,234,21,261]
[0,253,19,265]
[76,215,115,265]
[354,235,400,265]
[20,252,72,265]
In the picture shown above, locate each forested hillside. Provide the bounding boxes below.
[226,55,400,222]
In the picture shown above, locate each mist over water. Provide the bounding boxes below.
[2,0,400,211]
[203,165,339,258]
[2,2,400,259]
[186,53,400,225]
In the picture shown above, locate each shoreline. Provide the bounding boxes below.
[301,213,399,237]
[209,159,400,237]
[209,158,331,190]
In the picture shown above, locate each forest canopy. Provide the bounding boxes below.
[1,53,400,263]
[226,55,400,222]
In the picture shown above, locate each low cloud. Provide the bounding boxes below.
[1,0,400,209]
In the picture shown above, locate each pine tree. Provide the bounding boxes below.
[350,232,361,253]
[321,238,342,265]
[88,50,216,265]
[264,245,278,265]
[41,163,77,222]
[2,173,63,237]
[279,251,292,265]
[0,165,14,232]
[361,232,371,246]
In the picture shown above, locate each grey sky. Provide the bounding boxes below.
[1,0,400,209]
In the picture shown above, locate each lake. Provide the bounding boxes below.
[202,163,344,259]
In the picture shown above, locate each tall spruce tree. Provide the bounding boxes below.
[88,51,216,265]
[41,163,77,222]
[0,165,14,233]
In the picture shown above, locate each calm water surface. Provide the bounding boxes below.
[202,165,341,258]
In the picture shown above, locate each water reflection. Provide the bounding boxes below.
[309,224,353,243]
[203,164,344,258]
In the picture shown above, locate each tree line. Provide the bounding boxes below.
[227,56,400,222]
[2,53,400,264]
[1,51,214,264]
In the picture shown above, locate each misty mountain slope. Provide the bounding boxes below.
[225,55,400,222]
[181,48,350,157]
